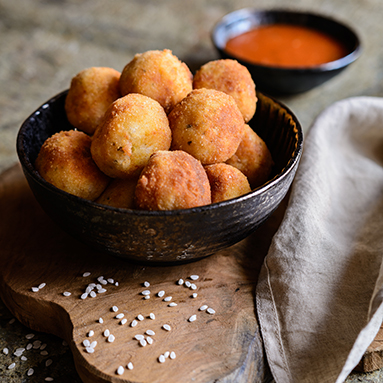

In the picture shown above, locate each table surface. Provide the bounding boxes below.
[1,0,383,382]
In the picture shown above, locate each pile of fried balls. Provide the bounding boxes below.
[35,49,274,210]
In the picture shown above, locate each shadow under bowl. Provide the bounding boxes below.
[212,8,361,95]
[17,90,303,264]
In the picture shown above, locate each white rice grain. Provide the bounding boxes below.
[146,329,155,336]
[144,281,150,287]
[3,347,9,355]
[8,362,16,369]
[88,330,94,337]
[26,343,32,351]
[185,281,191,288]
[107,278,114,284]
[45,359,53,367]
[31,287,39,292]
[137,314,144,321]
[98,317,104,324]
[83,272,91,277]
[139,338,147,347]
[117,366,124,375]
[168,302,177,307]
[192,293,198,298]
[131,320,138,327]
[103,329,110,337]
[63,292,71,297]
[141,290,150,296]
[26,333,35,339]
[164,351,170,358]
[83,339,90,347]
[190,275,199,280]
[85,347,94,353]
[127,362,134,370]
[40,351,49,356]
[207,308,216,315]
[199,305,208,311]
[134,334,145,340]
[190,283,197,290]
[108,334,115,343]
[116,313,124,319]
[21,356,27,361]
[146,336,153,345]
[158,354,166,363]
[157,290,165,298]
[38,283,46,289]
[170,351,176,359]
[90,291,97,298]
[45,377,54,382]
[162,324,171,331]
[112,306,118,312]
[90,341,97,349]
[177,278,184,285]
[163,296,172,302]
[149,313,156,320]
[120,318,127,325]
[81,293,88,300]
[188,315,197,322]
[27,367,34,376]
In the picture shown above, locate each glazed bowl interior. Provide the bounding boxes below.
[17,90,303,264]
[212,8,361,95]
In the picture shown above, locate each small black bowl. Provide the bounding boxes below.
[212,8,361,95]
[17,90,302,264]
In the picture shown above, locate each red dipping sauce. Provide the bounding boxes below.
[225,24,348,68]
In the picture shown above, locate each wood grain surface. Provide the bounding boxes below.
[0,164,281,383]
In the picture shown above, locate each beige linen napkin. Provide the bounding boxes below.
[256,96,383,383]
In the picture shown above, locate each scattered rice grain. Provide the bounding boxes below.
[3,347,9,355]
[131,320,138,327]
[97,288,107,293]
[164,351,170,358]
[108,334,115,343]
[90,291,97,298]
[144,281,150,287]
[117,366,124,375]
[83,339,90,347]
[88,330,94,337]
[90,341,97,349]
[168,302,177,307]
[162,324,171,331]
[45,377,54,381]
[9,318,16,324]
[33,340,42,349]
[146,329,155,336]
[81,293,88,300]
[137,314,144,321]
[158,354,166,363]
[27,368,34,376]
[38,282,46,289]
[140,338,147,347]
[207,308,216,315]
[63,292,71,297]
[170,351,176,359]
[112,306,118,312]
[115,282,119,287]
[40,343,47,350]
[141,290,150,296]
[83,272,91,277]
[199,305,208,311]
[192,293,198,298]
[185,281,191,287]
[8,362,16,370]
[31,287,39,292]
[116,313,124,319]
[134,334,145,340]
[40,351,49,356]
[144,295,150,300]
[188,315,197,322]
[190,283,197,290]
[190,275,199,280]
[98,317,104,324]
[107,278,114,284]
[146,336,153,345]
[127,362,134,370]
[163,296,172,302]
[157,290,165,298]
[149,313,155,320]
[177,278,184,285]
[26,333,35,339]
[46,359,53,367]
[21,355,27,361]
[103,329,110,337]
[120,318,127,325]
[26,343,32,350]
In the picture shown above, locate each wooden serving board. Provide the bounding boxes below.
[0,164,282,383]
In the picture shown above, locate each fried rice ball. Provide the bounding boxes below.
[193,59,257,123]
[119,49,193,114]
[169,88,245,165]
[65,67,121,135]
[91,93,172,179]
[35,130,110,200]
[204,163,251,203]
[226,124,274,189]
[135,150,211,210]
[96,176,138,209]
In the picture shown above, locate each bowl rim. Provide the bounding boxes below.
[211,7,362,73]
[17,89,303,217]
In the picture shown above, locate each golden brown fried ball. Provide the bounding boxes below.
[96,176,138,209]
[35,130,110,200]
[135,150,211,210]
[226,124,274,189]
[204,163,251,203]
[65,67,121,135]
[193,59,257,123]
[169,88,245,165]
[91,93,172,179]
[119,49,193,114]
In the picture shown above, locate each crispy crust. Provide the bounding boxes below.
[204,163,251,203]
[226,124,274,188]
[91,93,172,178]
[135,150,211,210]
[119,49,193,114]
[35,130,110,200]
[65,67,121,135]
[193,59,257,123]
[169,89,245,165]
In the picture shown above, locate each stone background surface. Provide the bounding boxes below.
[1,0,383,381]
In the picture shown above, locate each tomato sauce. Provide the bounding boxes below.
[225,24,348,68]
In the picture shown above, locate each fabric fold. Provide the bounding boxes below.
[256,97,383,383]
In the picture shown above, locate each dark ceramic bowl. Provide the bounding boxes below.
[17,90,303,264]
[212,8,361,95]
